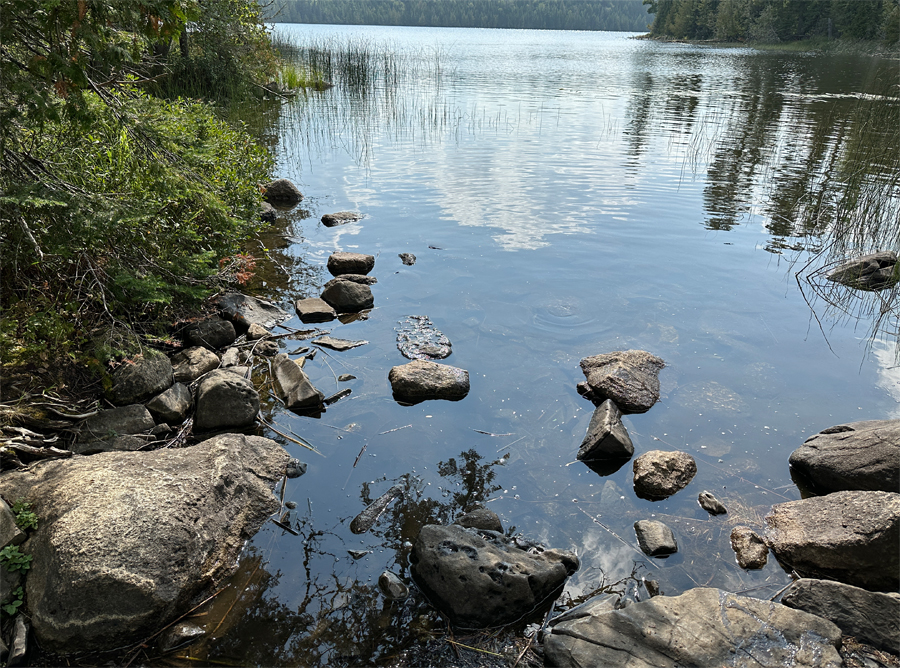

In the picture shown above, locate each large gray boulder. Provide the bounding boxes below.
[193,370,260,431]
[108,354,173,406]
[789,419,900,494]
[78,404,155,443]
[263,178,302,205]
[320,280,374,313]
[764,490,900,591]
[388,359,469,403]
[183,318,237,351]
[577,399,633,462]
[271,353,324,410]
[578,350,665,414]
[781,578,900,652]
[410,524,578,628]
[146,382,192,425]
[826,251,898,291]
[170,346,220,384]
[632,450,697,500]
[0,434,289,654]
[544,587,843,668]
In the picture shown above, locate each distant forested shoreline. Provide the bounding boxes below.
[269,0,653,32]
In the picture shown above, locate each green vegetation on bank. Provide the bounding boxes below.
[0,1,278,376]
[270,0,653,32]
[643,0,899,44]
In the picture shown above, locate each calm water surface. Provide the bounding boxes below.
[182,26,899,665]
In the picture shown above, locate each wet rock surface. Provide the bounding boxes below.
[321,280,374,313]
[730,526,768,569]
[634,519,678,556]
[410,524,579,629]
[271,353,324,411]
[0,434,289,654]
[826,250,898,291]
[789,419,900,494]
[781,578,900,652]
[321,211,363,227]
[544,587,843,668]
[211,292,289,331]
[398,252,416,265]
[295,297,337,323]
[327,251,375,276]
[263,178,303,204]
[350,484,403,534]
[396,315,452,360]
[312,335,368,351]
[764,490,900,591]
[578,349,665,413]
[632,450,697,500]
[193,369,260,431]
[389,359,469,403]
[577,399,633,462]
[698,491,727,515]
[378,571,409,600]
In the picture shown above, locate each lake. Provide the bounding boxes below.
[182,24,899,666]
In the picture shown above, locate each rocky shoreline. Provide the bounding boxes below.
[1,180,898,666]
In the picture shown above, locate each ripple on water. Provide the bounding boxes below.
[531,297,597,333]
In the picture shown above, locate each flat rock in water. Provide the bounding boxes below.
[312,336,368,352]
[321,281,374,313]
[632,450,697,500]
[764,490,900,591]
[826,251,898,291]
[544,587,843,668]
[577,399,633,462]
[410,524,579,629]
[730,526,768,569]
[327,252,375,276]
[211,293,289,331]
[321,211,363,227]
[0,434,288,654]
[170,346,220,383]
[789,419,900,494]
[578,350,665,413]
[396,315,452,360]
[634,519,678,556]
[388,359,469,403]
[781,578,900,652]
[295,297,337,323]
[350,484,403,534]
[453,507,503,533]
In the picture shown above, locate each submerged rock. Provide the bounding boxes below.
[826,250,898,291]
[789,419,900,494]
[399,253,416,266]
[632,450,697,500]
[396,315,452,360]
[764,490,900,591]
[350,484,403,534]
[781,578,900,652]
[634,519,678,557]
[0,434,289,654]
[698,491,727,515]
[578,350,665,413]
[388,359,469,403]
[577,399,633,462]
[410,524,578,629]
[321,211,363,227]
[544,587,843,668]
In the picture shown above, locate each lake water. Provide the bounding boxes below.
[181,25,899,666]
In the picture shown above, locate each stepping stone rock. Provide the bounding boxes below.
[263,178,302,205]
[764,490,900,591]
[211,293,289,331]
[730,526,768,569]
[577,399,633,462]
[108,354,174,406]
[396,315,452,360]
[578,350,665,413]
[183,318,236,351]
[789,419,900,494]
[271,353,324,411]
[327,252,375,276]
[634,519,678,557]
[378,571,409,600]
[193,370,260,431]
[295,297,337,323]
[171,346,220,383]
[632,450,697,500]
[321,280,374,313]
[323,274,377,288]
[146,383,192,426]
[389,359,469,403]
[454,507,503,533]
[544,587,843,668]
[321,211,363,227]
[781,578,900,653]
[410,524,579,628]
[827,251,898,291]
[698,491,727,515]
[312,336,367,351]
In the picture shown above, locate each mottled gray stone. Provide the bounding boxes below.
[634,519,678,556]
[170,346,220,383]
[730,526,768,569]
[108,354,173,406]
[183,318,236,351]
[577,399,633,462]
[193,370,260,431]
[632,450,697,500]
[578,350,666,414]
[79,405,155,443]
[146,383,192,426]
[454,507,503,533]
[388,359,469,403]
[321,211,363,227]
[327,252,375,276]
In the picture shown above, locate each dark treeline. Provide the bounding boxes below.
[270,0,653,32]
[644,0,900,43]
